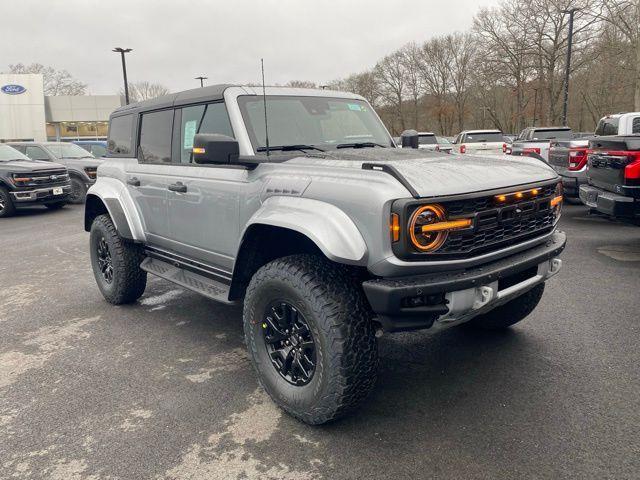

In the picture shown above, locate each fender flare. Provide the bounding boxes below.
[84,177,146,242]
[240,196,368,265]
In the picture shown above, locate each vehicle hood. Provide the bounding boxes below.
[0,159,67,173]
[59,158,102,169]
[285,148,557,197]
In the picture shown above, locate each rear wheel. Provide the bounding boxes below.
[467,283,545,330]
[243,254,378,425]
[90,214,147,304]
[69,177,87,204]
[0,187,16,218]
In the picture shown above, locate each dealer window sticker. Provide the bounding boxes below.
[347,103,363,111]
[183,120,198,149]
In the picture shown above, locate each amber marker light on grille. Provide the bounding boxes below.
[551,195,563,207]
[192,147,206,154]
[390,213,400,242]
[497,194,507,202]
[421,218,472,233]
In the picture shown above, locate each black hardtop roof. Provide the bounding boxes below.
[111,83,237,117]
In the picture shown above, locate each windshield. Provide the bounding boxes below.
[418,134,437,145]
[237,96,393,152]
[46,143,95,159]
[533,129,572,140]
[436,136,451,145]
[464,132,503,143]
[0,144,30,162]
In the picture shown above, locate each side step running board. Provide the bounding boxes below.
[140,257,235,305]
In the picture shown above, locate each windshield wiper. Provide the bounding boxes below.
[256,144,325,153]
[336,142,387,149]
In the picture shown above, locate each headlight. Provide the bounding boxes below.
[407,204,471,252]
[551,182,563,222]
[11,174,33,186]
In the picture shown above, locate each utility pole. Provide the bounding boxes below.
[195,76,207,88]
[533,88,538,127]
[561,8,579,126]
[113,48,132,104]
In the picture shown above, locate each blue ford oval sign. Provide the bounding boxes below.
[1,84,27,95]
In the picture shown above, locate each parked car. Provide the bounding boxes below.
[435,136,453,153]
[593,112,640,136]
[548,137,591,200]
[451,129,507,155]
[73,140,108,158]
[579,135,640,224]
[85,85,565,424]
[9,141,101,203]
[0,144,71,218]
[509,127,573,162]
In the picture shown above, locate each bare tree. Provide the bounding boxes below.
[121,81,171,102]
[445,32,477,131]
[375,52,408,132]
[399,43,425,128]
[600,0,640,109]
[5,63,87,95]
[285,80,318,89]
[419,36,454,134]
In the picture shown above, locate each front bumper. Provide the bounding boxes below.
[579,185,640,218]
[363,231,566,332]
[10,185,72,204]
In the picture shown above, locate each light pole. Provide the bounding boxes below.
[195,76,207,88]
[561,9,579,126]
[113,48,132,104]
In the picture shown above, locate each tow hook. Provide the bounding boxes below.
[473,286,494,310]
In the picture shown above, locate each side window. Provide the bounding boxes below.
[91,144,107,157]
[11,145,26,154]
[632,117,640,134]
[138,109,173,164]
[179,102,234,164]
[107,115,134,155]
[25,146,49,161]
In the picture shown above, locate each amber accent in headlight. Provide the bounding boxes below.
[408,204,471,252]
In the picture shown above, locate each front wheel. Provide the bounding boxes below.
[243,254,378,425]
[0,187,16,218]
[89,214,147,304]
[467,283,545,330]
[69,177,87,204]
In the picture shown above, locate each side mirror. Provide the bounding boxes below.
[192,134,239,165]
[400,129,419,149]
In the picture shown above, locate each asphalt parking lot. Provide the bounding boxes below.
[1,203,639,479]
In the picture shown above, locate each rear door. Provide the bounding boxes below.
[125,110,174,244]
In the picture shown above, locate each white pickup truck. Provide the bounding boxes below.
[451,129,507,155]
[509,127,573,163]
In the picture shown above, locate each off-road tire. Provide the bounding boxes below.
[243,254,378,425]
[69,177,87,204]
[467,283,545,330]
[90,214,147,304]
[0,187,16,218]
[45,202,66,210]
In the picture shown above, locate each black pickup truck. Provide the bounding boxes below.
[0,144,71,218]
[579,136,640,223]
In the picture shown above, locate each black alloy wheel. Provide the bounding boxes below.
[96,237,114,284]
[262,301,316,386]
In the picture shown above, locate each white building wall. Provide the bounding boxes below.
[0,74,47,141]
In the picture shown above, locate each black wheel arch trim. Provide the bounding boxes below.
[85,195,134,239]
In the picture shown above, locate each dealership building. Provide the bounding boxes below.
[0,74,122,143]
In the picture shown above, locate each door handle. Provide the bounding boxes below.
[127,177,140,187]
[168,182,187,193]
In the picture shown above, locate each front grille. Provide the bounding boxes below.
[16,169,69,188]
[435,183,557,258]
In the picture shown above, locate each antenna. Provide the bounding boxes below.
[261,58,270,157]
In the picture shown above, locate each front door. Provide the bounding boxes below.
[163,102,244,273]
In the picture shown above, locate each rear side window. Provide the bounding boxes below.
[108,115,134,155]
[179,102,234,163]
[138,110,173,164]
[632,117,640,134]
[418,135,437,145]
[595,117,619,136]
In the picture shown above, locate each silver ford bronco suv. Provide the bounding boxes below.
[85,85,566,424]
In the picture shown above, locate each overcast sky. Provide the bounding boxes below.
[1,0,499,95]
